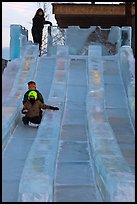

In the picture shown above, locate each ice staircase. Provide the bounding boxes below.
[2,30,135,202]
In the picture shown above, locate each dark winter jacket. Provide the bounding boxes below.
[32,16,52,32]
[32,11,52,37]
[31,8,52,49]
[23,90,44,105]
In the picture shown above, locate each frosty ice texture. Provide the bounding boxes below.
[3,25,135,202]
[10,25,28,60]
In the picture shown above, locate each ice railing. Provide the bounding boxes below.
[44,26,132,56]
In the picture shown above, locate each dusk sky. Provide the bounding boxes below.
[2,2,57,48]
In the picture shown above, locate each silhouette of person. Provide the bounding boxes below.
[31,8,52,51]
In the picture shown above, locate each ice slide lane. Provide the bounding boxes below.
[2,44,39,150]
[53,58,103,202]
[103,56,135,173]
[18,46,69,202]
[2,55,56,202]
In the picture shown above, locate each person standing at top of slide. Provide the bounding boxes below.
[31,8,52,52]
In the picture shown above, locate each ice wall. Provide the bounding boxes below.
[10,24,28,60]
[48,26,132,57]
[119,46,135,125]
[65,26,96,54]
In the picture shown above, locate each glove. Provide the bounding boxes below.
[22,109,28,114]
[52,106,59,111]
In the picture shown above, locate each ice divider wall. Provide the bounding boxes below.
[119,46,135,126]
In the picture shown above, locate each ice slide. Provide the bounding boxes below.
[2,33,134,202]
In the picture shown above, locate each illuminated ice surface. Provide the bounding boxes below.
[2,26,135,202]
